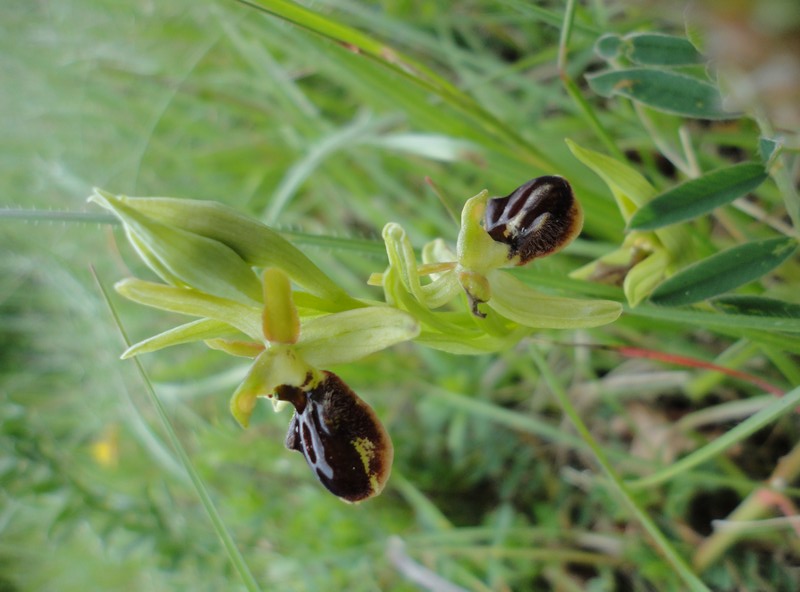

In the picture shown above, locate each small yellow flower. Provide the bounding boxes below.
[90,425,120,468]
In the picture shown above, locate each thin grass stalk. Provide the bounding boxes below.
[627,385,800,490]
[557,0,626,161]
[235,0,559,172]
[93,267,263,592]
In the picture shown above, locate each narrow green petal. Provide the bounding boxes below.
[382,222,424,303]
[566,139,656,220]
[115,277,263,340]
[419,272,461,309]
[488,271,622,328]
[421,238,456,266]
[261,268,300,345]
[205,339,265,358]
[121,318,236,359]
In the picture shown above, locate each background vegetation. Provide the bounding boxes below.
[2,1,798,590]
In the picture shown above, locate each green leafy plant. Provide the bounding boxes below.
[3,1,800,591]
[89,175,620,502]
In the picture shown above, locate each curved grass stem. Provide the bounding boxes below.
[93,266,263,592]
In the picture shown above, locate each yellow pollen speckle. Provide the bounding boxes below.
[352,437,376,486]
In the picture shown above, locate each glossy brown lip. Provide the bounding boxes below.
[278,371,394,503]
[483,176,583,265]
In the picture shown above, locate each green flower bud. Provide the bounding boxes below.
[90,189,360,309]
[91,190,262,304]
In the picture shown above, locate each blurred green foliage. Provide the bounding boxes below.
[2,1,799,591]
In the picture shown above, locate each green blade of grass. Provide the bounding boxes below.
[627,384,800,490]
[558,0,627,161]
[235,0,559,171]
[93,267,262,592]
[627,303,800,337]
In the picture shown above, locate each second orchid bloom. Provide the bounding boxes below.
[370,176,622,354]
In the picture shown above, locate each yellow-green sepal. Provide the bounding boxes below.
[297,307,420,367]
[488,271,622,328]
[121,318,235,359]
[115,278,263,340]
[566,139,655,222]
[624,249,671,307]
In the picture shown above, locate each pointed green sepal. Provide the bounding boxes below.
[205,339,265,358]
[297,307,420,367]
[121,318,236,359]
[566,139,655,222]
[488,271,622,328]
[115,277,263,340]
[97,191,358,308]
[624,249,671,307]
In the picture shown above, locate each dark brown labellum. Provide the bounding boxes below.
[483,176,583,265]
[276,371,393,503]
